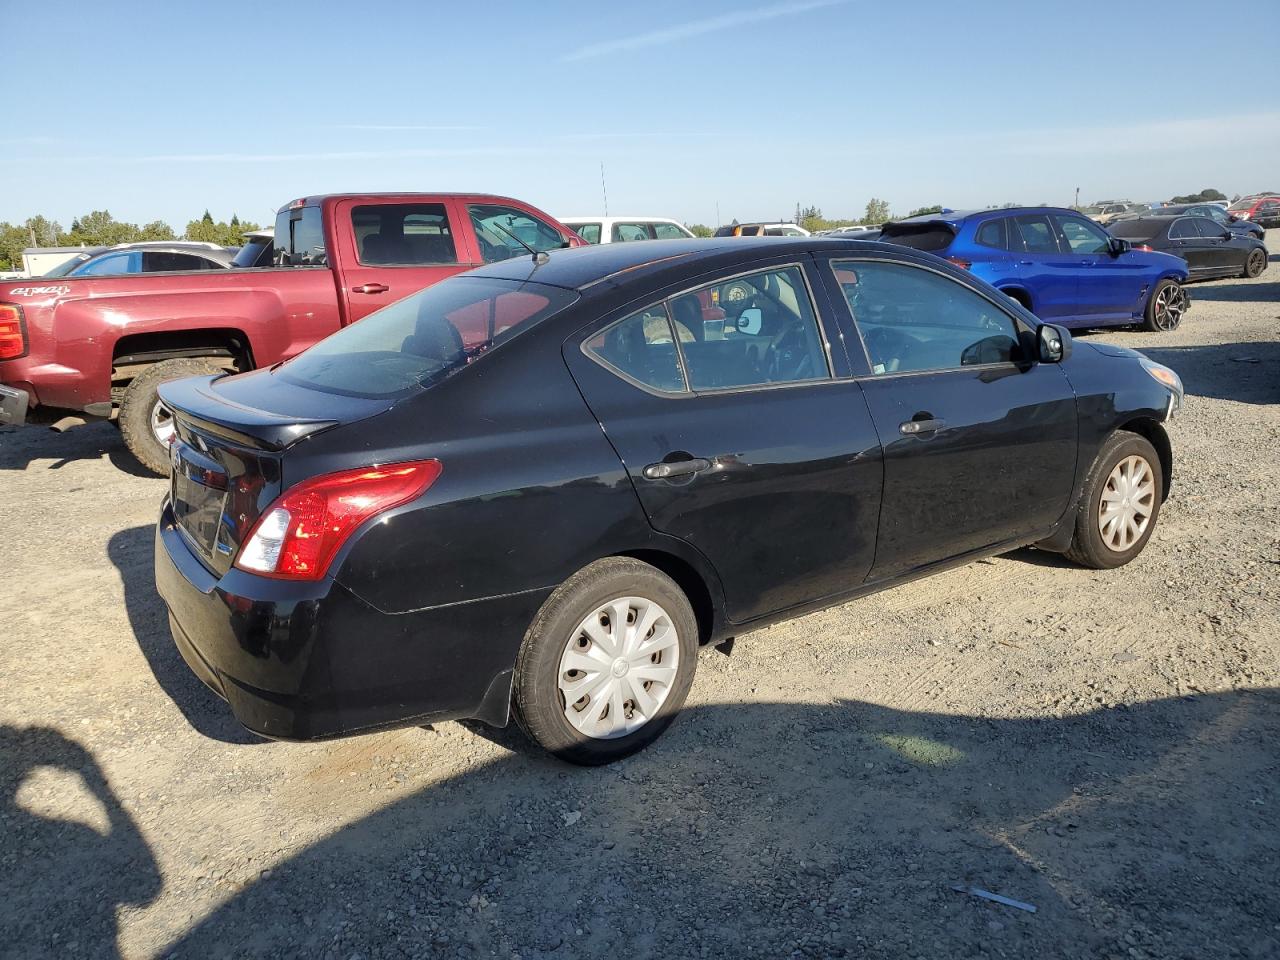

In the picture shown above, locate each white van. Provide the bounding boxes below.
[560,216,695,244]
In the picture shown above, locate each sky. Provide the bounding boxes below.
[4,0,1279,232]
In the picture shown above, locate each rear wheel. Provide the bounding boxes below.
[1243,247,1267,279]
[1065,432,1163,569]
[513,558,698,765]
[1142,280,1186,332]
[118,357,226,475]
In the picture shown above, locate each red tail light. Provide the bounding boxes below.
[236,460,442,580]
[945,256,972,270]
[1134,244,1153,252]
[0,304,27,360]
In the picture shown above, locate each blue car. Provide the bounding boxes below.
[880,207,1190,332]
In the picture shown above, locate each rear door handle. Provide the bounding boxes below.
[352,282,389,294]
[643,457,711,479]
[900,418,945,435]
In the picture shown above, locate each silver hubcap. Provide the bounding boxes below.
[150,400,175,446]
[1098,455,1155,552]
[557,596,680,740]
[1153,284,1185,330]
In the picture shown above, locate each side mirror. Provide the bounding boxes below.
[1037,323,1071,363]
[1108,237,1131,257]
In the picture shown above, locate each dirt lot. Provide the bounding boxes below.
[2,243,1278,960]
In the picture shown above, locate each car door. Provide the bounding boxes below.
[564,260,884,624]
[1009,214,1082,324]
[334,198,469,324]
[1191,217,1239,274]
[1166,217,1214,277]
[821,256,1078,581]
[1051,213,1148,320]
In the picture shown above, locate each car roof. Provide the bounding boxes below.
[280,192,538,213]
[559,216,684,223]
[888,206,1087,228]
[464,236,883,292]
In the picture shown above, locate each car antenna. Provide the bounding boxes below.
[488,219,550,265]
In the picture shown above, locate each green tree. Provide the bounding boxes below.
[907,205,943,218]
[0,223,30,271]
[1170,188,1226,203]
[25,215,64,246]
[686,223,714,238]
[863,198,891,225]
[185,213,261,246]
[202,209,214,224]
[138,221,176,241]
[65,210,143,246]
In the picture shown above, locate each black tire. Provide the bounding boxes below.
[513,557,699,765]
[1142,279,1186,332]
[1243,247,1267,279]
[118,357,226,475]
[1065,432,1163,570]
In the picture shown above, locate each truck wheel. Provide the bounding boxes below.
[118,358,226,475]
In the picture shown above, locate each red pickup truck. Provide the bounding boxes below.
[0,192,582,473]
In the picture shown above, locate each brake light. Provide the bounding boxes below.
[1134,244,1154,252]
[945,256,972,270]
[236,460,442,580]
[0,304,26,360]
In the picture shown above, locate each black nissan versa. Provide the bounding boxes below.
[155,237,1184,764]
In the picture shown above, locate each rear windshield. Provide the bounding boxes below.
[232,237,273,268]
[1106,219,1162,240]
[279,277,578,398]
[879,223,956,251]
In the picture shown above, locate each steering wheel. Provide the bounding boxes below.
[765,324,815,381]
[862,326,916,372]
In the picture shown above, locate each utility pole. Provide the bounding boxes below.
[600,162,609,216]
[1074,187,1080,209]
[715,201,720,227]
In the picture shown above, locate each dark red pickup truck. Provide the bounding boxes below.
[0,192,582,473]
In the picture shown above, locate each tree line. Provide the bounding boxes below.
[0,210,262,271]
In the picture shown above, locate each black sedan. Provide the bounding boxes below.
[155,237,1184,764]
[1109,215,1269,281]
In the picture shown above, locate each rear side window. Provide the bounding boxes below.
[142,252,216,272]
[975,219,1007,250]
[584,306,687,393]
[469,204,566,262]
[879,224,955,251]
[833,260,1021,374]
[1168,218,1198,239]
[571,223,601,244]
[280,277,577,398]
[1012,215,1060,254]
[352,203,457,265]
[274,206,327,266]
[583,265,830,393]
[653,222,689,239]
[612,222,652,242]
[1107,219,1160,241]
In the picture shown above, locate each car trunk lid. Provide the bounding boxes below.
[159,369,394,574]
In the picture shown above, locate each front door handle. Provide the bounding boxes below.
[643,457,711,479]
[900,418,945,435]
[352,282,389,294]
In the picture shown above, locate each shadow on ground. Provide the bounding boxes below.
[130,689,1278,960]
[1141,340,1280,405]
[107,525,260,745]
[0,726,161,959]
[1186,280,1280,303]
[0,422,154,477]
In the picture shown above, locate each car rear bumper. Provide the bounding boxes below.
[0,383,29,426]
[155,499,549,740]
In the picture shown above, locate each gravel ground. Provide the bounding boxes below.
[2,239,1277,960]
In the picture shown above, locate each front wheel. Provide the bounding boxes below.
[1243,247,1267,279]
[1065,432,1164,570]
[513,558,699,765]
[1142,279,1186,332]
[118,357,227,475]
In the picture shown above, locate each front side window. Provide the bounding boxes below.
[469,204,566,262]
[834,260,1022,375]
[612,222,653,242]
[571,223,601,244]
[1053,215,1111,254]
[280,277,577,398]
[273,206,327,266]
[583,265,830,393]
[1192,218,1227,239]
[653,222,689,240]
[1169,218,1198,239]
[72,251,141,276]
[352,203,457,266]
[1012,215,1060,254]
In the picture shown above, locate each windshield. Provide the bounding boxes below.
[279,277,578,398]
[879,223,955,251]
[43,252,97,277]
[1080,206,1104,215]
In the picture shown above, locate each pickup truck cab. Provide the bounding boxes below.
[0,192,581,473]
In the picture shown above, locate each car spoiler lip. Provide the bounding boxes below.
[158,375,337,452]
